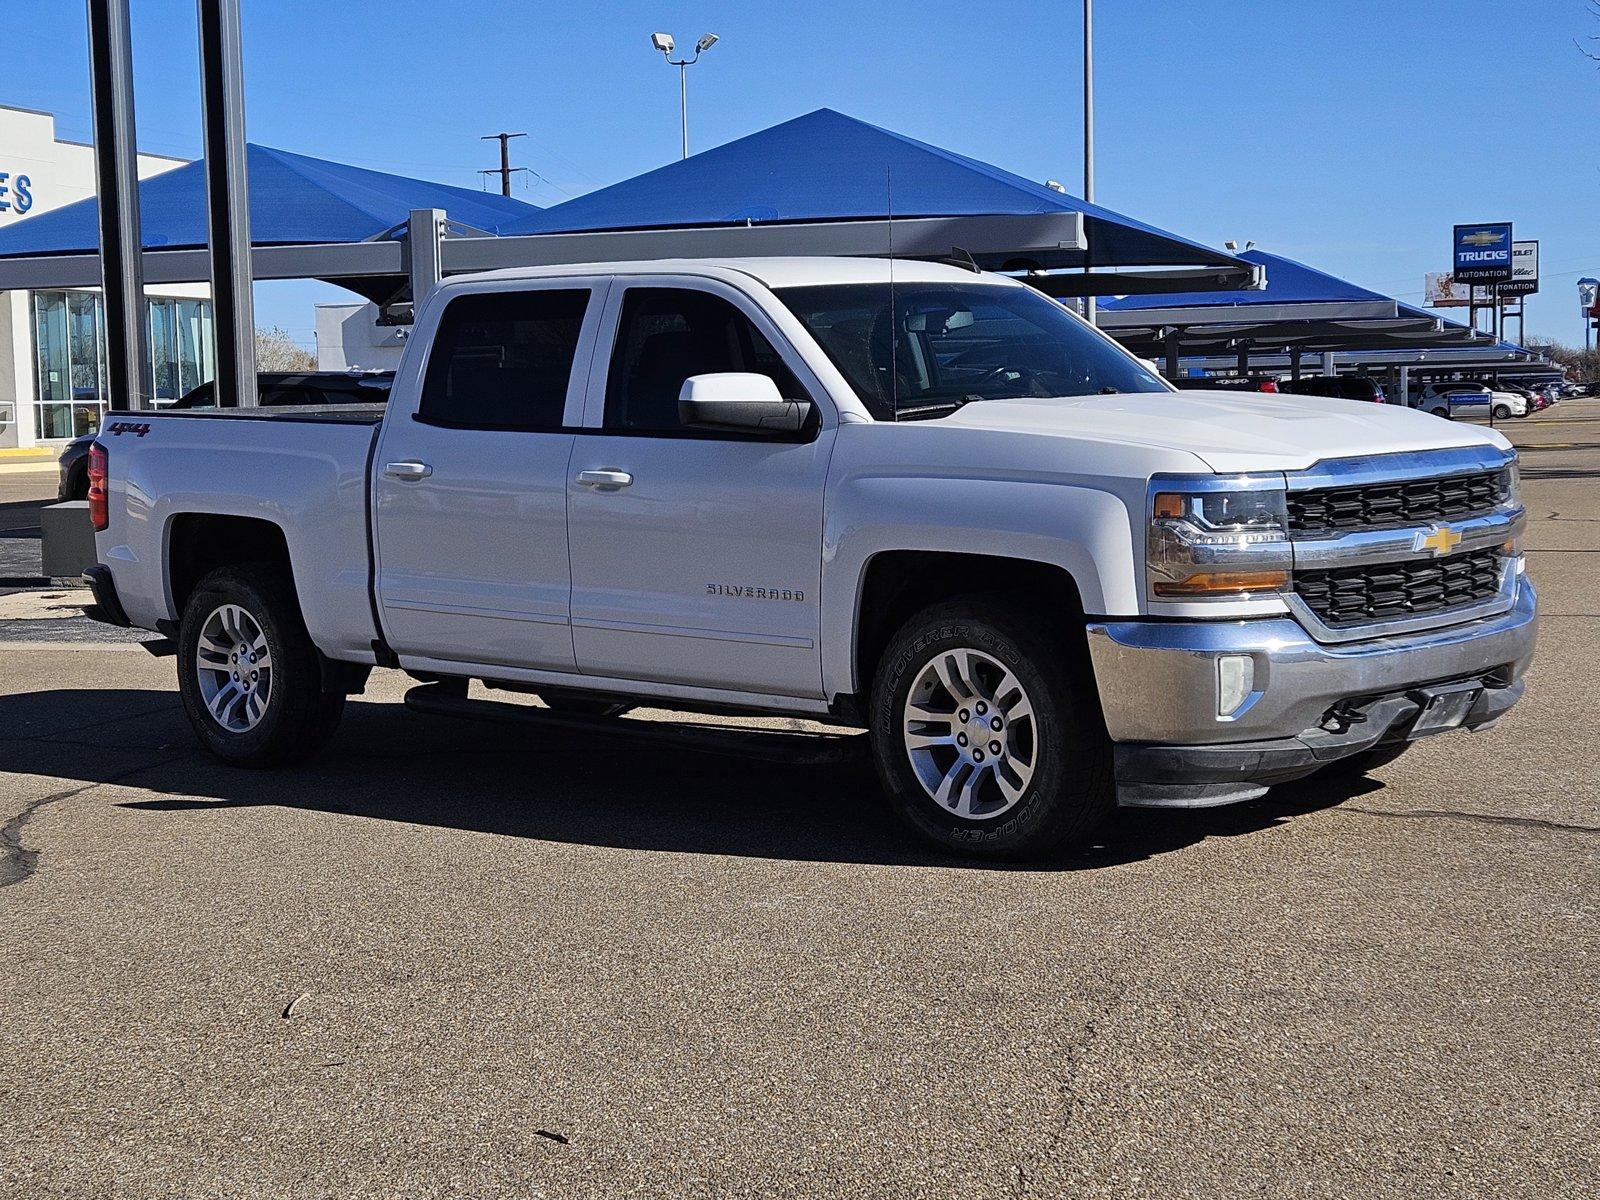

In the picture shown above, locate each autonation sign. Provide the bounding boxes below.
[1453,222,1513,283]
[0,169,35,215]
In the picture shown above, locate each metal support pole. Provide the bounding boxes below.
[679,63,689,159]
[1164,328,1180,379]
[85,0,153,411]
[1289,345,1302,382]
[407,208,446,314]
[1081,0,1095,327]
[197,0,258,407]
[1236,339,1250,379]
[1321,352,1336,376]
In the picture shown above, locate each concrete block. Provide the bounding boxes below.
[41,501,96,580]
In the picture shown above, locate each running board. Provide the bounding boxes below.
[403,684,867,766]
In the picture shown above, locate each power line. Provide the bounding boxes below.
[479,131,528,197]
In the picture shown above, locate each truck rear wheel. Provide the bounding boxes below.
[868,598,1113,860]
[176,565,345,767]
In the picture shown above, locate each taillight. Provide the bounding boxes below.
[1258,380,1278,393]
[88,442,109,531]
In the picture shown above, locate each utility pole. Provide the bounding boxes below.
[1082,0,1096,326]
[479,132,527,197]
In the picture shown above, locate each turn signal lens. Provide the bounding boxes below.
[1153,492,1186,519]
[1153,570,1289,597]
[87,442,109,531]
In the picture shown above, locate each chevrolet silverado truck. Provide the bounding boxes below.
[83,258,1537,859]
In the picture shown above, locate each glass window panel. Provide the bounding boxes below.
[177,299,211,397]
[148,298,178,400]
[68,291,104,407]
[32,291,70,404]
[38,403,74,440]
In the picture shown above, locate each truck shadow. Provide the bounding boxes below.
[3,688,1376,872]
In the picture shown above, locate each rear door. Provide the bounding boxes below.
[372,279,606,671]
[565,279,836,698]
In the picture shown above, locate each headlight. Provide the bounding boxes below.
[1498,459,1519,503]
[1147,478,1291,600]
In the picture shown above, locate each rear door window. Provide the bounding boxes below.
[419,289,591,430]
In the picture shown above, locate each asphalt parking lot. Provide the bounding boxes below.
[1,405,1596,1199]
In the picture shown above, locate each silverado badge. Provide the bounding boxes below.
[1414,524,1463,557]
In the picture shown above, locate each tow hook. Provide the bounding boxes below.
[1320,701,1369,735]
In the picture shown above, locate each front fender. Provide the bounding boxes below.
[820,473,1141,699]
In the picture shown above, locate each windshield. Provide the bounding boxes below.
[774,281,1169,420]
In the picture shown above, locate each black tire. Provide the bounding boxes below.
[868,596,1113,861]
[538,693,634,718]
[176,564,345,767]
[1492,404,1511,421]
[1318,743,1410,780]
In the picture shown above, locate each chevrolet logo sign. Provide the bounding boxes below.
[1462,230,1504,246]
[1414,524,1464,557]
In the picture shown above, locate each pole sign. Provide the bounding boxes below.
[1581,278,1599,317]
[1501,240,1539,297]
[1453,222,1514,283]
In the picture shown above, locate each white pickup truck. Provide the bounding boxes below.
[84,257,1537,858]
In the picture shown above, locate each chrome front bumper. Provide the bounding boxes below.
[1086,574,1538,807]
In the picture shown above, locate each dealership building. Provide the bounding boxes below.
[0,104,213,449]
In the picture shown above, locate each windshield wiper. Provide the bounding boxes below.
[891,398,970,420]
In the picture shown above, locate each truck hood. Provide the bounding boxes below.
[938,390,1511,474]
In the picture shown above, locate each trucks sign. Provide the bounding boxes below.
[1453,223,1514,283]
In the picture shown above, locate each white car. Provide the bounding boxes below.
[1415,383,1491,418]
[82,256,1537,859]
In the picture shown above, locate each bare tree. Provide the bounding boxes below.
[1581,0,1600,62]
[254,326,317,372]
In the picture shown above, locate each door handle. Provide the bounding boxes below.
[576,468,633,490]
[383,460,433,481]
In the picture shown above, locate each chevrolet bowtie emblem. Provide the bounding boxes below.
[1415,524,1463,557]
[1462,230,1503,246]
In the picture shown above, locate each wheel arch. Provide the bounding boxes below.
[844,550,1088,715]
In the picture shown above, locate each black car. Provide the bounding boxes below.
[57,371,393,500]
[1275,375,1387,404]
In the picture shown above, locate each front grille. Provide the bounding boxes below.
[1287,469,1506,536]
[1294,547,1503,628]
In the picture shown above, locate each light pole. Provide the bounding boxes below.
[1081,0,1095,325]
[651,32,719,159]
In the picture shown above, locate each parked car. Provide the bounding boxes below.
[83,257,1535,860]
[1275,375,1387,404]
[58,372,393,500]
[1414,383,1491,418]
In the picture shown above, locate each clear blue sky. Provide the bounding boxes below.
[7,0,1599,348]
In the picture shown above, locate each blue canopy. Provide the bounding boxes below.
[0,144,541,257]
[500,108,1236,270]
[1101,249,1388,312]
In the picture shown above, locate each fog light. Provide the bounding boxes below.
[1217,654,1255,719]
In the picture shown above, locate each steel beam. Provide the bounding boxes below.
[440,212,1089,274]
[196,0,257,406]
[407,209,446,310]
[85,0,153,410]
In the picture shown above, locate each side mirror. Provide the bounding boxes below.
[678,373,812,434]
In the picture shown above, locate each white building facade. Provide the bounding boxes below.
[0,104,214,448]
[314,301,407,373]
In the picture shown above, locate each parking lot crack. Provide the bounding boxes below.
[1342,807,1600,836]
[0,754,187,889]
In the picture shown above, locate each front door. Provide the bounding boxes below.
[373,281,605,671]
[567,282,835,698]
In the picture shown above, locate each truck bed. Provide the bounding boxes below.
[97,408,383,662]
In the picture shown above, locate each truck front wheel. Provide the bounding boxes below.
[869,598,1114,860]
[176,565,345,766]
